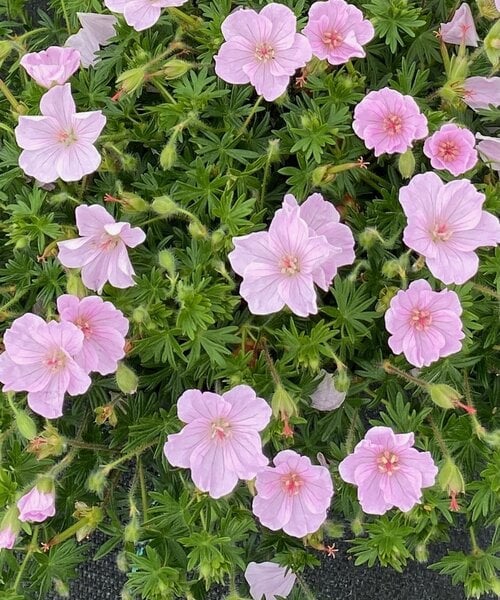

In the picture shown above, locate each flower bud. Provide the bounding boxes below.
[438,457,465,511]
[398,148,416,179]
[415,543,429,563]
[427,383,461,410]
[159,141,177,170]
[152,195,178,216]
[124,514,141,544]
[95,404,118,427]
[311,165,334,186]
[358,227,384,250]
[66,270,87,298]
[14,236,29,250]
[116,362,138,394]
[116,551,129,573]
[120,192,149,213]
[132,306,150,325]
[158,250,176,277]
[267,138,281,162]
[14,408,37,441]
[484,20,500,66]
[116,67,146,94]
[376,286,399,313]
[476,0,500,19]
[53,579,70,598]
[382,259,402,278]
[0,505,20,549]
[0,40,12,64]
[188,220,209,240]
[27,424,66,460]
[271,384,298,420]
[87,469,107,497]
[211,229,226,250]
[163,58,192,80]
[351,516,364,536]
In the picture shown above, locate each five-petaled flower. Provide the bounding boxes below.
[20,46,81,88]
[244,561,296,600]
[105,0,189,32]
[440,3,479,47]
[423,124,478,176]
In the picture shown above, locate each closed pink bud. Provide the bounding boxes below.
[17,482,56,523]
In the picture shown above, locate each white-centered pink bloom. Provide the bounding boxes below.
[303,0,374,65]
[66,13,117,67]
[476,133,500,171]
[440,3,479,47]
[105,0,188,32]
[214,3,312,102]
[461,77,500,110]
[245,562,296,600]
[253,450,334,538]
[20,46,81,88]
[14,83,106,184]
[17,481,56,523]
[164,386,272,499]
[0,314,91,419]
[57,294,129,375]
[400,172,500,285]
[57,205,146,294]
[423,124,478,176]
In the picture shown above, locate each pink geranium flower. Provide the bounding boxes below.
[164,385,271,499]
[0,526,17,549]
[20,46,81,88]
[303,0,374,65]
[440,3,479,47]
[17,481,56,523]
[57,294,129,375]
[339,426,438,515]
[461,77,500,110]
[228,205,333,317]
[252,450,333,538]
[423,124,478,176]
[352,88,428,156]
[310,370,346,411]
[57,205,146,294]
[14,83,106,184]
[105,0,188,32]
[0,314,91,419]
[214,4,312,102]
[476,134,500,172]
[66,13,117,68]
[400,172,500,285]
[384,279,465,368]
[282,193,355,287]
[245,562,296,600]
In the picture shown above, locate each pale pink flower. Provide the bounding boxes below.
[57,205,146,294]
[17,481,56,523]
[252,450,333,538]
[164,385,271,499]
[497,0,500,10]
[105,0,188,32]
[283,193,355,287]
[214,4,312,102]
[461,77,500,110]
[245,562,296,600]
[440,3,479,47]
[20,46,80,88]
[228,205,333,317]
[66,13,117,68]
[476,133,500,171]
[310,370,346,411]
[14,83,106,184]
[400,172,500,284]
[303,0,374,65]
[384,279,465,368]
[0,526,17,550]
[423,124,478,176]
[0,314,91,419]
[57,294,128,375]
[353,88,428,156]
[339,426,438,515]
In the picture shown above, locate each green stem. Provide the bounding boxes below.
[472,283,500,300]
[14,526,39,591]
[104,440,158,473]
[469,527,481,555]
[429,417,451,460]
[295,572,316,600]
[238,96,264,136]
[0,78,23,113]
[345,408,359,454]
[261,339,282,387]
[60,0,72,34]
[49,447,78,478]
[65,439,114,452]
[382,360,427,389]
[0,289,28,315]
[258,155,272,211]
[138,456,149,521]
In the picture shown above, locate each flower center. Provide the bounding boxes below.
[322,30,344,48]
[279,255,300,275]
[57,129,78,147]
[45,349,67,372]
[377,450,400,475]
[437,140,459,162]
[281,472,303,495]
[210,418,231,441]
[255,43,275,62]
[431,223,452,242]
[97,234,120,252]
[410,308,432,331]
[75,316,93,338]
[383,114,403,135]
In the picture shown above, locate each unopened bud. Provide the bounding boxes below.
[398,148,416,179]
[271,384,298,420]
[116,362,138,394]
[211,229,226,250]
[267,138,281,162]
[116,551,129,573]
[124,514,141,544]
[438,458,465,497]
[358,227,384,249]
[14,408,37,440]
[66,270,86,298]
[120,192,149,213]
[53,578,70,598]
[333,369,350,393]
[87,469,107,497]
[0,40,12,63]
[158,250,176,276]
[163,58,192,80]
[116,67,146,94]
[14,236,29,250]
[132,306,149,325]
[415,543,429,563]
[311,164,335,186]
[376,286,399,313]
[152,195,178,216]
[351,517,364,536]
[382,259,402,278]
[484,20,500,66]
[188,220,208,239]
[159,141,177,170]
[427,383,461,410]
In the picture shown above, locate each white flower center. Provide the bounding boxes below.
[377,450,400,475]
[279,254,300,275]
[410,309,432,331]
[322,30,344,48]
[75,316,93,338]
[255,43,275,62]
[431,223,452,242]
[281,472,303,495]
[383,114,403,135]
[45,349,67,372]
[211,418,231,441]
[97,234,120,252]
[437,140,459,162]
[57,129,78,147]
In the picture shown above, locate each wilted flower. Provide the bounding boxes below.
[57,205,146,294]
[384,279,464,368]
[252,450,334,538]
[476,133,500,171]
[57,294,129,375]
[17,479,56,523]
[423,124,478,176]
[353,88,428,156]
[66,13,117,67]
[164,386,272,499]
[105,0,189,32]
[14,83,106,184]
[0,314,91,419]
[310,370,346,411]
[214,3,312,102]
[400,173,500,285]
[303,0,374,65]
[20,46,81,88]
[440,3,479,46]
[244,562,296,600]
[339,426,438,514]
[461,76,500,110]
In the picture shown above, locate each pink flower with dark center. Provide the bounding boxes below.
[14,83,106,184]
[423,124,478,176]
[57,294,129,375]
[352,88,428,156]
[57,205,146,294]
[400,172,500,285]
[303,0,374,65]
[339,426,438,515]
[17,481,56,523]
[476,133,500,172]
[440,3,479,47]
[0,314,91,419]
[164,386,272,499]
[228,205,333,317]
[0,526,17,550]
[245,562,296,600]
[105,0,188,32]
[252,450,333,538]
[66,13,117,68]
[214,4,312,102]
[384,279,465,368]
[461,77,500,110]
[20,46,81,88]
